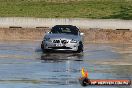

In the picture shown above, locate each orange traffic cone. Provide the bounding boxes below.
[79,67,91,86]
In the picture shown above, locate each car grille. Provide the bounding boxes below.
[53,40,68,44]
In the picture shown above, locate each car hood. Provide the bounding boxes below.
[45,33,79,40]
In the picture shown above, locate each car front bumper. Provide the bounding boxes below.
[42,41,79,51]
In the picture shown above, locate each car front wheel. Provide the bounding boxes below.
[41,44,44,50]
[76,42,83,53]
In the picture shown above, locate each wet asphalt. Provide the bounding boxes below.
[0,41,131,88]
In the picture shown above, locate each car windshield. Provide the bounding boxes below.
[51,26,78,35]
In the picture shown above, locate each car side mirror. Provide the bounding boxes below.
[80,32,84,35]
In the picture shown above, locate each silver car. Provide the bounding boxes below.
[41,25,84,53]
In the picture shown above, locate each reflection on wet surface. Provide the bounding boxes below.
[0,41,131,88]
[41,53,84,62]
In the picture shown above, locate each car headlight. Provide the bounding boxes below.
[70,39,77,43]
[44,38,52,42]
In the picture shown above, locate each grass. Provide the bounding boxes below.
[0,0,132,19]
